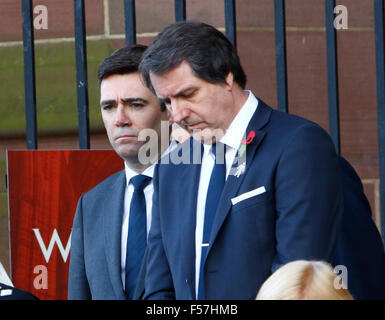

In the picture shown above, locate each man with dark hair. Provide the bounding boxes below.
[141,21,246,93]
[68,44,171,300]
[139,21,385,300]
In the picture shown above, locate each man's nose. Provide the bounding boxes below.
[114,105,131,126]
[171,99,190,124]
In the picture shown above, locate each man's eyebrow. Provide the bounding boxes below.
[157,87,197,102]
[121,97,149,104]
[100,99,116,107]
[100,97,149,107]
[173,86,197,97]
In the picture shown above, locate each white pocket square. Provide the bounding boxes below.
[231,186,266,205]
[0,289,13,296]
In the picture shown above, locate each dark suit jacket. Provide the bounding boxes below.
[144,99,344,299]
[0,283,38,300]
[68,170,146,300]
[331,157,385,299]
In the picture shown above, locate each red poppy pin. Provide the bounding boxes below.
[238,130,255,158]
[241,130,256,145]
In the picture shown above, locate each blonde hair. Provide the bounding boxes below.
[256,260,353,300]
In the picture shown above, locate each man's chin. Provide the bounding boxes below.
[114,145,140,162]
[116,143,160,166]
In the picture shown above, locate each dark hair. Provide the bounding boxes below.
[97,44,147,81]
[139,21,247,93]
[98,44,166,111]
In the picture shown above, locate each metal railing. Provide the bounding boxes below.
[375,0,385,243]
[20,0,385,242]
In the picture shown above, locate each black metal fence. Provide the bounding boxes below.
[21,0,385,242]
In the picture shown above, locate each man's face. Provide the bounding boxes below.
[100,72,168,163]
[149,61,237,143]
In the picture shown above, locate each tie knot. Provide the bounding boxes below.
[130,175,151,192]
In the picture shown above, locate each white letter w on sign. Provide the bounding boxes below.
[32,229,71,263]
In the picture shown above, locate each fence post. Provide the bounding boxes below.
[274,0,288,113]
[325,0,341,154]
[174,0,186,22]
[374,0,385,242]
[74,0,90,149]
[21,0,38,149]
[224,0,237,48]
[124,0,136,44]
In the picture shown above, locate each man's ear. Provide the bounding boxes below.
[225,72,234,89]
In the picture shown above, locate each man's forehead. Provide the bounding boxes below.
[149,63,198,97]
[100,73,153,97]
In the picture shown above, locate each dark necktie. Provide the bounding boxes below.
[125,174,151,299]
[198,143,226,300]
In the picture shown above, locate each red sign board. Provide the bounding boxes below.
[7,150,124,300]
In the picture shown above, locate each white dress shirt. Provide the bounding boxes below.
[195,91,258,296]
[121,140,177,288]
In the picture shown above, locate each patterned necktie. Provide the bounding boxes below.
[125,174,151,299]
[198,143,226,299]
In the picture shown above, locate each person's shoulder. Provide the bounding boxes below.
[259,100,316,125]
[257,98,327,135]
[83,169,125,198]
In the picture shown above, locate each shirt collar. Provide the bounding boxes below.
[124,139,178,186]
[124,162,154,187]
[220,90,258,151]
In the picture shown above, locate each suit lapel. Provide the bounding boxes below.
[208,101,273,252]
[183,139,203,299]
[180,164,201,299]
[174,138,202,299]
[103,170,127,300]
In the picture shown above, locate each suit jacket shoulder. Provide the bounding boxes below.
[69,169,127,300]
[76,169,126,230]
[83,169,125,200]
[258,99,331,142]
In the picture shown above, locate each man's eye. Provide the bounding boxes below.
[102,105,113,111]
[182,89,196,99]
[132,103,144,108]
[183,92,194,98]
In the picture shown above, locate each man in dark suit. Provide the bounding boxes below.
[68,44,171,299]
[139,21,344,300]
